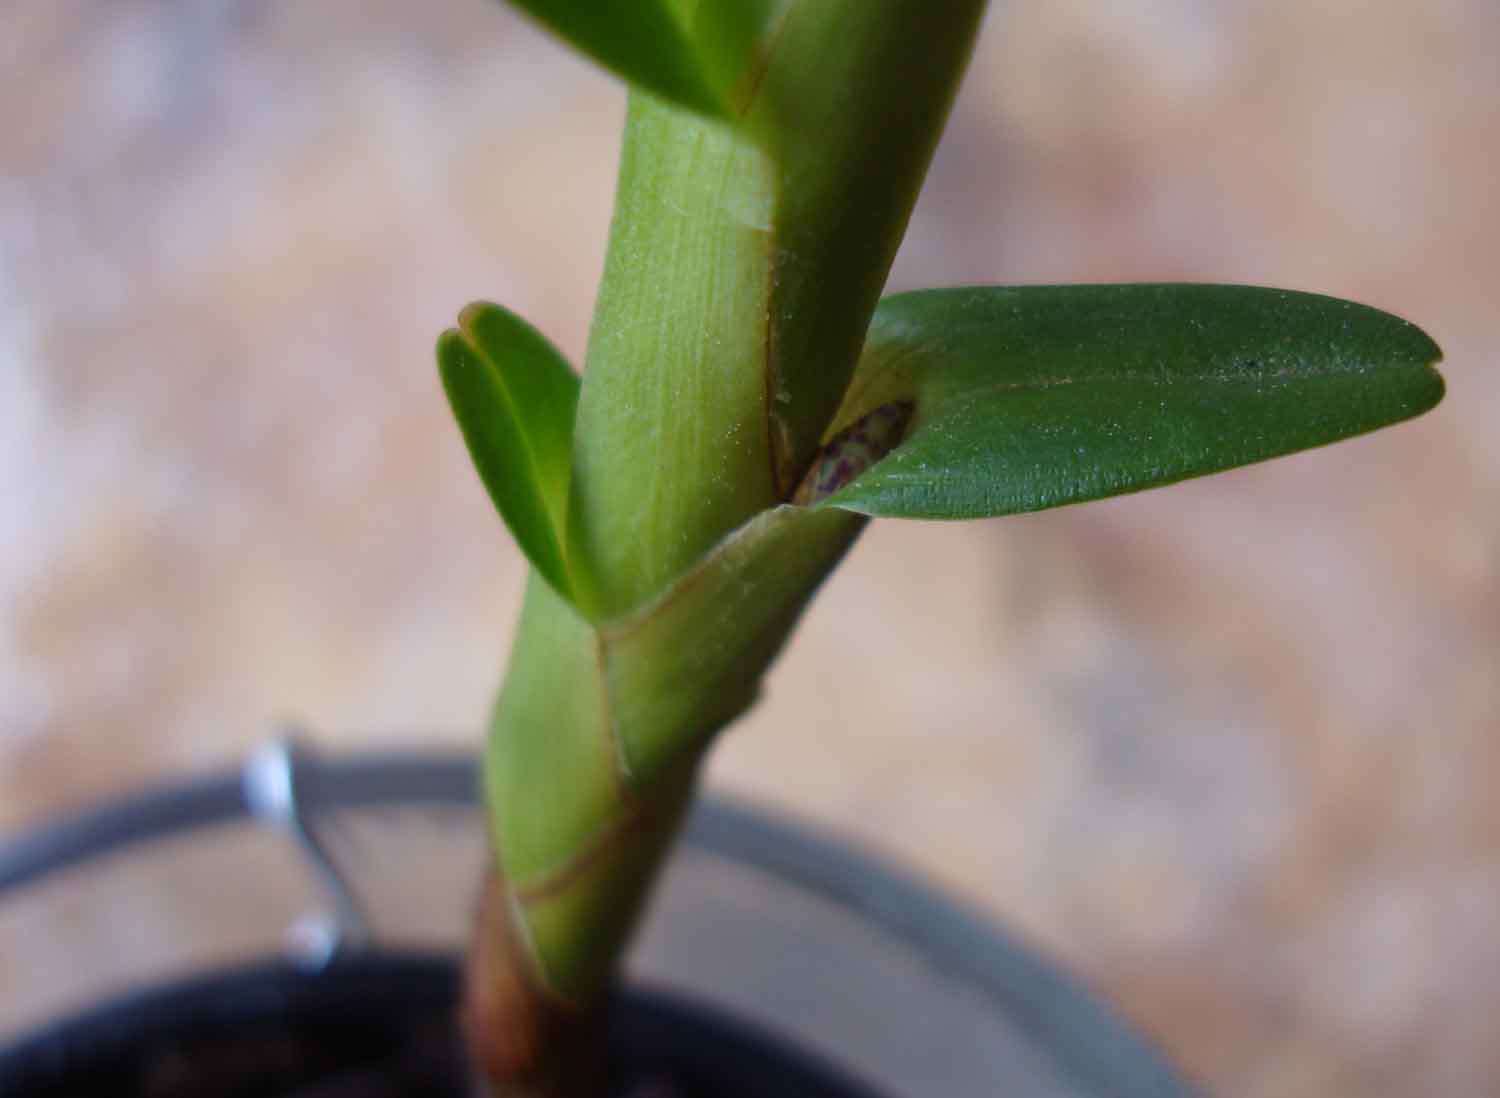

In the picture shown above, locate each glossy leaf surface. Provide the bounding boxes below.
[823,284,1445,519]
[437,303,580,599]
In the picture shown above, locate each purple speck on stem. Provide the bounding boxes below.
[793,401,914,504]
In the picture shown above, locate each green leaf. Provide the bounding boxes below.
[437,302,581,598]
[821,284,1445,519]
[502,1,782,120]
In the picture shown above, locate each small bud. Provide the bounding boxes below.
[793,401,913,505]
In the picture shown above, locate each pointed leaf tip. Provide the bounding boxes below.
[822,284,1446,521]
[437,303,582,601]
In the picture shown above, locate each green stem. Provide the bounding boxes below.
[453,7,1447,1093]
[483,505,864,1005]
[568,97,780,619]
[568,2,988,618]
[468,3,988,1090]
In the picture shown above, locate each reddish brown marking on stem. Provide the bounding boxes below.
[763,226,794,502]
[731,1,798,119]
[463,864,604,1096]
[750,4,805,501]
[593,630,639,798]
[514,801,648,905]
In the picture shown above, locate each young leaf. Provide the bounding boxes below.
[502,1,782,121]
[437,303,580,599]
[820,284,1445,519]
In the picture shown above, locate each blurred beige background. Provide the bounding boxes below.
[3,1,1497,1094]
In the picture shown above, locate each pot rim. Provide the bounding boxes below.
[0,740,1198,1098]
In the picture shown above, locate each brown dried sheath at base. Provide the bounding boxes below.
[463,863,605,1098]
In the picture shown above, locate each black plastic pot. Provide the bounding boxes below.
[0,954,880,1097]
[0,742,1199,1097]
